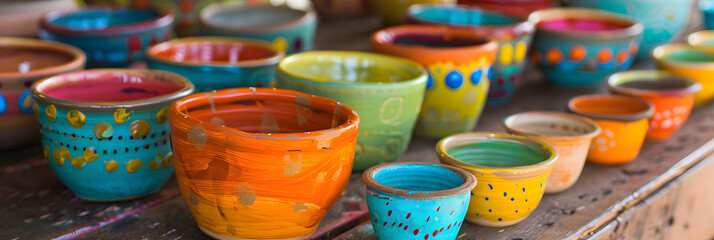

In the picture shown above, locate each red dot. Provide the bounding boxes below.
[498,78,505,86]
[392,222,395,226]
[406,213,411,219]
[424,234,429,240]
[427,216,430,222]
[450,210,454,215]
[383,222,387,226]
[440,227,443,232]
[388,210,392,216]
[404,225,408,230]
[462,200,465,205]
[413,229,419,235]
[433,230,438,237]
[437,207,440,212]
[447,224,451,230]
[399,223,402,227]
[374,219,377,223]
[386,202,389,206]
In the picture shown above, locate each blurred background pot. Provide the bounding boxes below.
[653,43,714,107]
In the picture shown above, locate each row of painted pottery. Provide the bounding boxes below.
[0,37,85,150]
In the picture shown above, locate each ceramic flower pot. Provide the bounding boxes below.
[276,51,426,171]
[31,69,194,201]
[566,0,692,59]
[370,0,455,26]
[362,162,477,239]
[372,25,498,139]
[311,0,371,18]
[568,94,653,165]
[0,37,85,150]
[436,132,556,227]
[146,37,284,92]
[528,8,643,87]
[407,4,535,103]
[608,71,700,140]
[457,0,557,18]
[502,112,600,193]
[169,87,359,239]
[39,7,175,68]
[700,0,714,30]
[198,3,317,54]
[653,43,714,107]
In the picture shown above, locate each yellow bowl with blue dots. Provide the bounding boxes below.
[437,132,556,227]
[31,69,194,201]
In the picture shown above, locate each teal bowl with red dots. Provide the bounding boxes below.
[362,162,477,239]
[528,8,643,87]
[31,69,194,201]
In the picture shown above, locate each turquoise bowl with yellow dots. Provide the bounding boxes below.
[408,4,535,103]
[31,69,194,201]
[529,8,643,87]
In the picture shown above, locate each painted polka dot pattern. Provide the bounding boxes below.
[470,69,482,85]
[445,71,463,89]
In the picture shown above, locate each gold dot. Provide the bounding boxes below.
[156,106,169,124]
[105,160,119,173]
[93,122,114,139]
[46,105,56,122]
[163,152,174,168]
[129,120,151,139]
[67,110,86,128]
[125,159,143,173]
[514,41,528,63]
[71,157,85,168]
[499,43,514,65]
[114,108,131,124]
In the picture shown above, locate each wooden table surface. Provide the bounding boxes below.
[3,7,714,240]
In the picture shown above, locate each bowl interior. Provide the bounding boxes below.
[279,52,423,84]
[204,5,305,29]
[373,164,465,191]
[148,40,279,64]
[661,47,714,63]
[530,9,637,34]
[610,71,697,92]
[411,6,518,26]
[389,32,489,48]
[0,45,75,74]
[49,9,160,30]
[180,91,352,134]
[36,71,185,102]
[571,96,650,117]
[443,135,552,168]
[538,18,631,32]
[504,113,598,137]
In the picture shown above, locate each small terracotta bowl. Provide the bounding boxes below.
[31,69,194,201]
[169,87,359,239]
[568,94,653,165]
[362,162,476,239]
[146,37,284,92]
[653,43,714,107]
[437,132,556,227]
[528,8,643,87]
[457,0,557,18]
[372,24,498,139]
[199,3,316,54]
[407,4,535,103]
[608,71,701,140]
[39,7,175,68]
[0,37,85,150]
[502,111,600,193]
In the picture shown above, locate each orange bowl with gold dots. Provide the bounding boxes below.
[437,132,556,227]
[30,69,194,201]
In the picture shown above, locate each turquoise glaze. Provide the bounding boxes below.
[567,0,692,59]
[39,8,174,68]
[701,0,714,30]
[199,4,316,54]
[363,163,475,240]
[408,5,535,103]
[31,70,194,201]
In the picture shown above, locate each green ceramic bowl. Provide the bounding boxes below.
[277,51,427,171]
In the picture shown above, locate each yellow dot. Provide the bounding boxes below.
[71,157,85,168]
[499,43,514,65]
[33,102,39,114]
[83,147,99,162]
[130,120,151,139]
[114,108,131,124]
[514,41,527,63]
[93,122,114,139]
[67,110,86,128]
[156,106,169,124]
[105,160,119,173]
[46,105,56,122]
[43,146,50,160]
[272,37,288,53]
[163,152,174,168]
[126,159,143,173]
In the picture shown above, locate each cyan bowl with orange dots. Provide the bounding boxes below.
[528,8,643,87]
[437,132,556,227]
[30,69,193,201]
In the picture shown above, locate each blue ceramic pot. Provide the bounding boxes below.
[146,37,284,92]
[529,8,643,87]
[362,162,477,240]
[701,0,714,30]
[407,4,535,103]
[198,3,317,54]
[39,7,175,68]
[31,69,194,201]
[567,0,692,59]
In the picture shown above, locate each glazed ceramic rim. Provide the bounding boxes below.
[502,111,602,141]
[407,4,535,35]
[31,69,194,111]
[0,37,85,80]
[145,37,285,67]
[277,51,427,89]
[362,162,477,199]
[652,43,714,69]
[170,87,360,140]
[528,8,643,41]
[437,132,557,171]
[199,3,316,34]
[567,94,654,122]
[372,24,499,57]
[40,7,174,35]
[687,30,714,49]
[607,70,702,98]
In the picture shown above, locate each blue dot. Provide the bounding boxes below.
[426,73,434,89]
[522,188,525,192]
[444,71,463,89]
[515,210,519,213]
[488,184,493,190]
[470,69,482,84]
[476,213,479,216]
[541,183,543,188]
[470,192,474,196]
[498,218,503,221]
[488,209,492,212]
[17,90,33,113]
[0,92,6,114]
[485,197,489,201]
[503,192,507,197]
[511,198,514,201]
[487,66,494,80]
[525,199,528,202]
